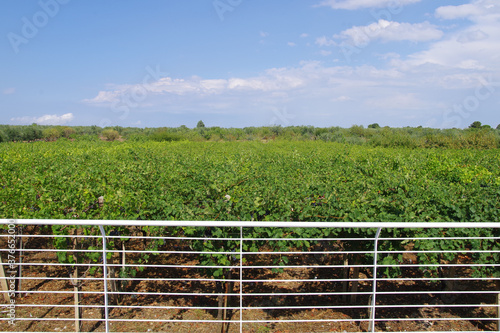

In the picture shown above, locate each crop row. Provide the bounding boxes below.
[0,140,499,289]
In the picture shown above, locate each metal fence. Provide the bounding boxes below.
[1,219,499,333]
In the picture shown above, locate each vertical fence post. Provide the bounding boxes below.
[18,225,23,297]
[0,255,11,303]
[98,226,110,333]
[369,228,382,333]
[496,280,500,332]
[0,220,16,303]
[239,226,243,333]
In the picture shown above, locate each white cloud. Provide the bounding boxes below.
[300,33,309,38]
[11,113,74,125]
[435,4,484,20]
[366,93,423,110]
[84,70,307,107]
[332,95,352,102]
[436,0,500,22]
[83,77,228,105]
[83,90,121,104]
[82,43,500,129]
[3,88,15,95]
[337,20,443,46]
[288,42,297,47]
[83,62,424,126]
[316,36,336,46]
[396,1,500,71]
[316,0,420,10]
[457,29,489,43]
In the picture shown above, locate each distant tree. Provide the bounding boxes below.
[0,129,7,142]
[349,125,365,137]
[102,129,120,141]
[4,126,23,141]
[62,126,76,138]
[482,124,491,129]
[112,126,124,134]
[43,127,62,141]
[197,120,205,128]
[496,124,500,130]
[87,125,100,135]
[22,125,43,141]
[469,121,482,129]
[368,123,380,129]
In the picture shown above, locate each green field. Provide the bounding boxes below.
[1,139,499,330]
[1,140,499,222]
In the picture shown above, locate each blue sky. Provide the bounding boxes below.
[1,0,500,128]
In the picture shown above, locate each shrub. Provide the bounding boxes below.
[22,125,43,141]
[461,129,498,149]
[43,127,62,141]
[349,125,366,137]
[62,126,76,138]
[5,126,23,141]
[0,130,7,142]
[423,134,453,148]
[102,129,120,141]
[149,131,183,142]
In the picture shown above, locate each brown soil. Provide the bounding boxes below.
[1,232,499,333]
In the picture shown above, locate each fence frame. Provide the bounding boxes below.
[1,219,500,333]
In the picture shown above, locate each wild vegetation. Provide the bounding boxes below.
[1,139,499,274]
[1,121,500,149]
[1,132,499,330]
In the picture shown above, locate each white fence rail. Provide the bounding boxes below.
[1,220,499,333]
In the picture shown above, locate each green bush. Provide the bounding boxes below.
[5,126,23,141]
[43,127,62,141]
[22,125,43,141]
[0,130,7,143]
[102,129,120,141]
[149,131,183,142]
[62,126,76,138]
[461,129,498,149]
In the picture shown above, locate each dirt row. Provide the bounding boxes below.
[1,232,499,332]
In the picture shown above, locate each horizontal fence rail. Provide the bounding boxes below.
[0,219,499,333]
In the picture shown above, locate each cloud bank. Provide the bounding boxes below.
[80,0,500,129]
[11,113,74,126]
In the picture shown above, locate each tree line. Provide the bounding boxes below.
[1,121,500,149]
